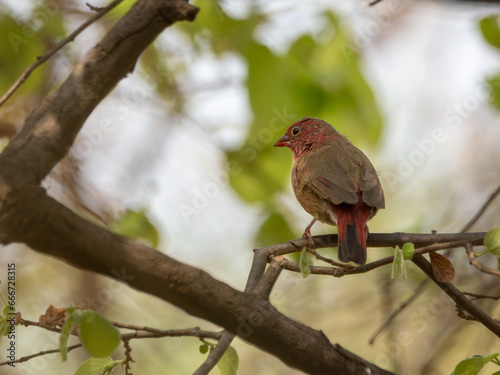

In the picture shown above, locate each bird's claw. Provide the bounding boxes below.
[302,230,315,249]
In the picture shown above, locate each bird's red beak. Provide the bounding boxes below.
[274,134,291,147]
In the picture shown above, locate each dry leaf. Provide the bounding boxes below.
[429,251,455,282]
[38,305,67,327]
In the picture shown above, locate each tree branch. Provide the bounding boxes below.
[0,1,393,372]
[0,344,83,366]
[255,232,485,259]
[411,254,500,337]
[464,242,500,277]
[460,184,500,233]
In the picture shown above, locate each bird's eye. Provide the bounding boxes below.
[291,126,301,137]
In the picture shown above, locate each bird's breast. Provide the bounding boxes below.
[291,161,337,226]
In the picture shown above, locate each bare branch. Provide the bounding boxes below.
[463,292,500,301]
[0,344,83,366]
[193,332,235,375]
[461,184,500,233]
[368,280,429,344]
[465,242,500,277]
[194,256,286,374]
[412,254,500,338]
[266,239,484,278]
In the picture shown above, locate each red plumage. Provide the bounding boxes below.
[274,117,385,265]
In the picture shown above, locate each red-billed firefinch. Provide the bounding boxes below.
[274,117,385,265]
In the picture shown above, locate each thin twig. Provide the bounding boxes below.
[347,240,472,275]
[119,328,222,341]
[383,186,500,345]
[0,0,125,109]
[368,280,429,344]
[193,332,235,375]
[0,344,82,366]
[279,258,347,277]
[274,240,481,278]
[463,292,500,301]
[307,248,353,269]
[193,247,276,374]
[412,254,500,338]
[461,185,500,233]
[465,242,500,277]
[193,255,288,374]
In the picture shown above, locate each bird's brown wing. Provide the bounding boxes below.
[299,142,385,209]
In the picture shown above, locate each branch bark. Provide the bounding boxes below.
[412,254,500,337]
[0,1,392,374]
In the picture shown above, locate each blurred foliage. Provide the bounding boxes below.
[479,16,500,110]
[479,16,500,50]
[179,0,382,245]
[0,0,382,248]
[110,209,159,247]
[0,11,60,95]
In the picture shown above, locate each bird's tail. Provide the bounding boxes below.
[333,199,371,265]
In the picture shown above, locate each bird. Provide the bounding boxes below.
[274,117,385,265]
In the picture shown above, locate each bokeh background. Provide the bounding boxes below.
[1,0,500,374]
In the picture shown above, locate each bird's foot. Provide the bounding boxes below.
[302,229,315,249]
[303,218,316,249]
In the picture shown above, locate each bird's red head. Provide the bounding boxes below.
[274,117,342,160]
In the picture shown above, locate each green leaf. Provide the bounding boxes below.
[486,74,500,110]
[402,243,414,260]
[199,343,209,354]
[391,247,407,281]
[59,311,74,361]
[78,310,120,358]
[111,209,159,247]
[484,228,500,256]
[217,346,239,375]
[480,16,500,50]
[299,248,313,278]
[75,357,121,375]
[450,353,499,375]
